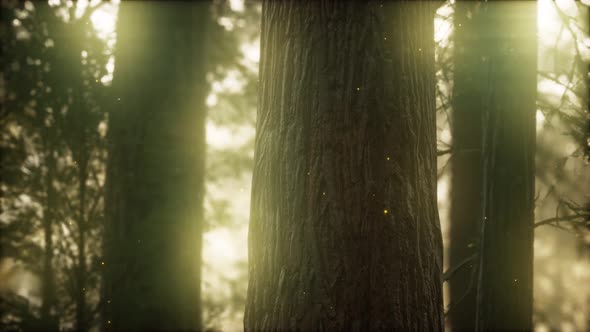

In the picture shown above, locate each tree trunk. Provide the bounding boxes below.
[40,143,58,331]
[245,1,443,331]
[473,3,537,331]
[447,3,483,331]
[76,158,88,331]
[103,2,210,331]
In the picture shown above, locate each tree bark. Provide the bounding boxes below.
[103,2,210,331]
[245,1,443,331]
[473,3,537,331]
[447,3,483,331]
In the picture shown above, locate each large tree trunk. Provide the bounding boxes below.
[473,2,537,331]
[103,2,210,331]
[245,1,443,330]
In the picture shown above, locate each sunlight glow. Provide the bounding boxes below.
[204,228,240,262]
[0,259,40,306]
[206,121,254,150]
[206,93,218,107]
[440,128,451,145]
[240,38,260,73]
[437,175,449,204]
[534,238,555,258]
[556,0,579,17]
[536,110,546,130]
[434,3,454,46]
[229,0,245,13]
[91,5,118,41]
[538,79,570,104]
[212,69,246,94]
[538,0,562,43]
[99,55,115,85]
[218,17,234,31]
[573,262,590,278]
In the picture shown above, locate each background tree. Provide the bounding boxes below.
[245,1,443,330]
[1,1,111,330]
[446,3,482,330]
[472,2,537,331]
[440,1,590,331]
[1,0,261,330]
[103,2,211,330]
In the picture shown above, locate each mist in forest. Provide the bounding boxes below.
[0,1,589,331]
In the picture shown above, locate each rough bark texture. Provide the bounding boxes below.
[474,3,537,331]
[245,1,443,331]
[447,3,483,331]
[103,2,210,331]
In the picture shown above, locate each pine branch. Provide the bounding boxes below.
[534,213,590,228]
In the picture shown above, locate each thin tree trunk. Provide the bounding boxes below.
[40,145,58,331]
[474,3,537,331]
[103,2,210,331]
[37,5,59,330]
[245,1,443,330]
[76,158,88,331]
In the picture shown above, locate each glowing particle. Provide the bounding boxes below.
[386,156,390,161]
[322,192,326,196]
[101,261,105,265]
[418,48,422,52]
[108,320,111,324]
[384,209,388,214]
[356,87,360,91]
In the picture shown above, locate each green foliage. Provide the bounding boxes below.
[1,0,110,329]
[1,0,261,330]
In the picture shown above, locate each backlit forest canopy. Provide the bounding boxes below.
[0,0,588,331]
